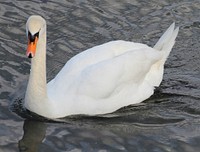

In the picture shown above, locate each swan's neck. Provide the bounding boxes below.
[25,32,47,106]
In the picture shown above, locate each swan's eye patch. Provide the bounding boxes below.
[28,31,39,42]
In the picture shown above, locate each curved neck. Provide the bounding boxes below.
[25,31,47,102]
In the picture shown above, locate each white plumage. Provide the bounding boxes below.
[24,15,179,118]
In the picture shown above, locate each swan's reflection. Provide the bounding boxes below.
[16,97,185,152]
[18,120,47,152]
[17,111,186,152]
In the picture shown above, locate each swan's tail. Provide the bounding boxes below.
[154,23,179,62]
[145,23,179,87]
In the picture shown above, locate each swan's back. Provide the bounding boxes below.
[47,40,156,96]
[55,40,150,76]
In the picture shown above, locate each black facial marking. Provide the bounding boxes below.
[28,31,34,42]
[28,31,39,42]
[34,32,39,38]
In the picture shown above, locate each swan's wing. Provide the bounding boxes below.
[74,48,162,99]
[48,41,149,94]
[55,40,149,78]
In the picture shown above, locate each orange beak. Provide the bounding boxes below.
[26,36,38,58]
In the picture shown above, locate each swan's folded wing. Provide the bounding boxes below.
[75,48,162,99]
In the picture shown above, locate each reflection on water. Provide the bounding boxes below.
[19,120,47,152]
[0,0,200,151]
[18,112,200,152]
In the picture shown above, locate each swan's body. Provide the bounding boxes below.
[25,15,179,118]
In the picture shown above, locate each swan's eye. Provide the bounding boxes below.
[28,31,39,42]
[34,32,39,38]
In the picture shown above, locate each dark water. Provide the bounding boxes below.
[0,0,200,151]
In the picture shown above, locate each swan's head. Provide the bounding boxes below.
[26,15,46,58]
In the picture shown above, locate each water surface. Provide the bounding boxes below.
[0,0,200,151]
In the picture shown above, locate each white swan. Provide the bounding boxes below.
[24,15,179,119]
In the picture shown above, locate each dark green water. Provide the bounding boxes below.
[0,0,200,151]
